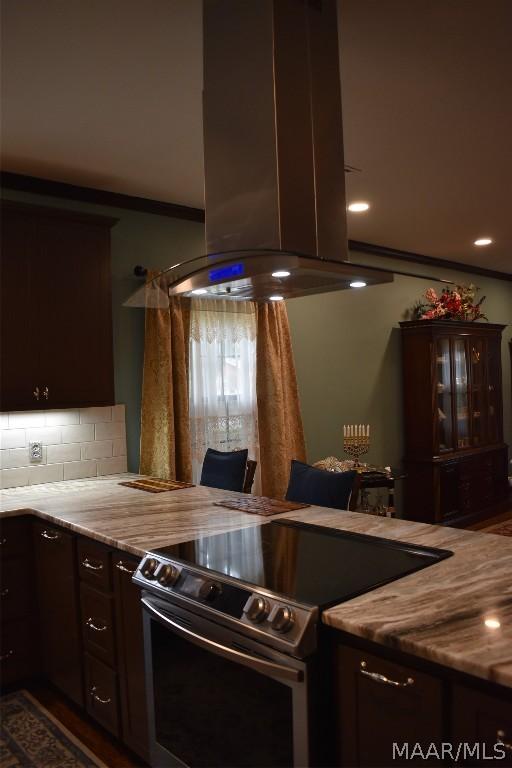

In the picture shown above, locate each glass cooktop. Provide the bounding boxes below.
[153,520,453,608]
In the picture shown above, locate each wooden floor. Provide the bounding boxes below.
[26,683,146,768]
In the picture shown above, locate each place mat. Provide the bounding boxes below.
[119,478,195,493]
[214,497,310,516]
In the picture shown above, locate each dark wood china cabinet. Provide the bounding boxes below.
[400,320,509,526]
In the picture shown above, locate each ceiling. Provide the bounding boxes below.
[1,0,511,273]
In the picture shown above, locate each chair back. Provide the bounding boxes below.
[285,459,357,511]
[243,459,258,493]
[200,448,249,492]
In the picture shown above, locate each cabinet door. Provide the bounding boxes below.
[336,645,443,767]
[0,207,42,411]
[33,521,84,706]
[435,338,454,453]
[38,215,114,409]
[452,684,512,766]
[113,553,149,761]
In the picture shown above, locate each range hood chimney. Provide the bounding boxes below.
[203,0,347,262]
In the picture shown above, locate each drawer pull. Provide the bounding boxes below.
[1,588,9,597]
[90,686,111,705]
[82,558,104,572]
[1,650,14,662]
[41,530,60,541]
[115,561,136,575]
[497,730,512,753]
[85,617,107,632]
[0,538,6,545]
[360,660,414,688]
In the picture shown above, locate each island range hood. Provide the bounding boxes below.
[126,0,393,306]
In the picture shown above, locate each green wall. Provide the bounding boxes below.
[2,188,511,484]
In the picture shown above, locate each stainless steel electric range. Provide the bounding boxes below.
[134,519,452,768]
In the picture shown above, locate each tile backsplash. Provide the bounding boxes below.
[0,405,127,489]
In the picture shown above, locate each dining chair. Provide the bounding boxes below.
[200,448,257,493]
[285,459,359,511]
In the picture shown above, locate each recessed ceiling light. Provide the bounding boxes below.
[474,238,493,246]
[191,288,208,295]
[269,295,284,301]
[484,617,500,630]
[272,270,291,278]
[350,281,367,288]
[348,202,370,213]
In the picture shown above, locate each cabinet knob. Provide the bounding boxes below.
[43,386,49,400]
[41,530,60,541]
[85,617,108,632]
[115,561,136,575]
[0,649,14,662]
[81,557,103,572]
[33,386,40,401]
[497,730,512,753]
[90,685,111,705]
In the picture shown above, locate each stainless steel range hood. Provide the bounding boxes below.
[126,0,393,306]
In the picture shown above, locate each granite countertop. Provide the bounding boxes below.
[1,474,511,689]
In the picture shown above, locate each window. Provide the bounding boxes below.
[188,299,260,488]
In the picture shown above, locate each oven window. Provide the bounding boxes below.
[151,619,294,767]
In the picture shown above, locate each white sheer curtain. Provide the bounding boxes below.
[188,299,260,490]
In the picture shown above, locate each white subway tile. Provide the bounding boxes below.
[45,410,80,426]
[112,438,127,457]
[61,424,95,444]
[0,414,9,429]
[63,460,98,481]
[28,463,64,485]
[97,456,127,476]
[26,426,62,445]
[111,404,125,423]
[47,443,81,464]
[80,407,112,424]
[1,467,31,489]
[0,446,47,469]
[95,421,126,441]
[8,411,46,428]
[81,441,113,460]
[0,429,26,449]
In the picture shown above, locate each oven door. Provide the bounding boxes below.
[141,593,311,768]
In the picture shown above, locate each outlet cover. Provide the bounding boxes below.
[29,441,43,462]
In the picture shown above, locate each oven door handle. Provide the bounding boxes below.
[141,597,303,684]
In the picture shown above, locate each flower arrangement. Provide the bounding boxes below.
[414,284,487,322]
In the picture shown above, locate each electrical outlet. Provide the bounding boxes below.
[29,441,43,463]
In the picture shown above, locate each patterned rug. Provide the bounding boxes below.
[0,690,106,768]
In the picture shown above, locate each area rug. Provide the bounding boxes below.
[0,690,106,768]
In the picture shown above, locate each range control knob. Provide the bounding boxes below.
[142,558,159,580]
[157,564,180,587]
[271,606,295,633]
[199,580,222,602]
[244,596,270,623]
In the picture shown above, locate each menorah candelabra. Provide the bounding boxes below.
[343,424,370,467]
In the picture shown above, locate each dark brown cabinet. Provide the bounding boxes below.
[0,201,116,412]
[33,520,84,706]
[452,685,512,766]
[335,645,443,767]
[0,516,34,686]
[400,320,509,525]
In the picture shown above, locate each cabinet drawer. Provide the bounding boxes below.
[0,517,31,561]
[0,559,31,620]
[1,619,32,687]
[85,653,120,737]
[337,645,443,767]
[80,583,116,668]
[78,539,111,592]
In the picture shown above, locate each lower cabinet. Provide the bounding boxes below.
[452,685,512,767]
[33,520,84,707]
[336,645,443,767]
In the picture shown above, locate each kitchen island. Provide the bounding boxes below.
[1,474,511,766]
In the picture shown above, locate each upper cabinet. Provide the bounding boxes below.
[0,201,117,412]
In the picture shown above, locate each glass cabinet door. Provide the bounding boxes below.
[453,338,470,449]
[486,338,501,445]
[435,339,453,452]
[469,338,486,447]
